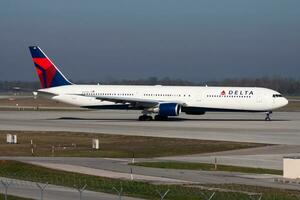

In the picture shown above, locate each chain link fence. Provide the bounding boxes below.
[0,176,276,200]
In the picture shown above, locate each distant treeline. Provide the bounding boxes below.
[0,81,40,92]
[1,77,300,95]
[84,77,300,95]
[206,77,300,95]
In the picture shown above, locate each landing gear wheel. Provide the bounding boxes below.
[146,115,153,121]
[138,115,153,121]
[154,115,168,121]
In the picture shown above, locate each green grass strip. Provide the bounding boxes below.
[0,194,32,200]
[0,160,296,200]
[132,161,283,175]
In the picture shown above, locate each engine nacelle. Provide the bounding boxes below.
[158,103,181,116]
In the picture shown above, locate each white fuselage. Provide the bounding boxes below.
[39,85,288,112]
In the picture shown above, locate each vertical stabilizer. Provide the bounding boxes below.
[29,46,72,88]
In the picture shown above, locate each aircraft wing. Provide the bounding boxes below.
[89,95,186,108]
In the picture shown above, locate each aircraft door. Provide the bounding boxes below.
[195,91,204,104]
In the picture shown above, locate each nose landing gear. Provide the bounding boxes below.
[265,111,273,121]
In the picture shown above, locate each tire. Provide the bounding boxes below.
[138,115,146,121]
[139,115,152,121]
[146,116,153,121]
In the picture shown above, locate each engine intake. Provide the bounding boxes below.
[158,103,181,116]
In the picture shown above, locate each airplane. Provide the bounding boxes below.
[29,46,288,121]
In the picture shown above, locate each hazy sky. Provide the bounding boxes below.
[0,0,299,82]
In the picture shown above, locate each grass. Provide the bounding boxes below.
[0,131,265,158]
[0,194,32,200]
[131,161,283,175]
[0,160,299,200]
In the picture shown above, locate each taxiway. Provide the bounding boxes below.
[0,110,299,145]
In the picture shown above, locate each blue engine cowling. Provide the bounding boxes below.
[158,103,181,116]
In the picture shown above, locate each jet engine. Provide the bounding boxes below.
[158,103,181,116]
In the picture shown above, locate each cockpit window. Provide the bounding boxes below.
[273,94,283,98]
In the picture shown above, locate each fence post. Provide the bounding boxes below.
[208,192,216,200]
[156,189,170,200]
[130,168,133,181]
[75,184,87,200]
[249,193,262,200]
[200,191,216,200]
[1,180,11,200]
[112,184,123,200]
[214,157,218,170]
[132,152,135,164]
[36,182,48,200]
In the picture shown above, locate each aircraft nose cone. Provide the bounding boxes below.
[283,98,289,107]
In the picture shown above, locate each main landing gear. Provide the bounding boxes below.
[138,115,153,121]
[138,115,169,121]
[265,111,273,121]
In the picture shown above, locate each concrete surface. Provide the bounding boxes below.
[0,110,299,145]
[1,110,300,193]
[155,145,300,170]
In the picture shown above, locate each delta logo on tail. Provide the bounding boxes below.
[29,46,72,88]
